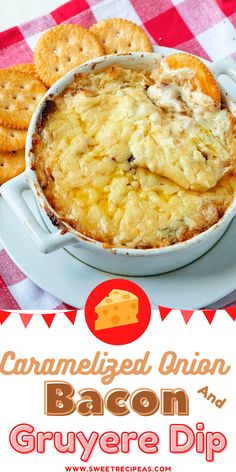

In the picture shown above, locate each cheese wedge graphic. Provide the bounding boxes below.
[95,289,139,331]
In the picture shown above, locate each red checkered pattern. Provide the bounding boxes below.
[0,0,235,309]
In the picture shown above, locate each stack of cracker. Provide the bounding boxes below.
[0,64,46,185]
[33,20,152,86]
[0,18,153,186]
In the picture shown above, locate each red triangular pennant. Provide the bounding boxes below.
[64,310,77,325]
[202,310,216,324]
[19,313,33,328]
[0,310,11,325]
[42,313,56,328]
[225,307,236,321]
[180,310,194,324]
[158,306,172,321]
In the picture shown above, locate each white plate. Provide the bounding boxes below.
[1,190,236,310]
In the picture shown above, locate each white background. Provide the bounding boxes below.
[0,311,235,471]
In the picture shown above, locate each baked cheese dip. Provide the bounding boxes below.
[33,62,236,248]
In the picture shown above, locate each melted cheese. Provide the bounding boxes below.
[33,65,236,249]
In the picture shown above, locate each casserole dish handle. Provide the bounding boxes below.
[0,173,78,253]
[211,56,236,84]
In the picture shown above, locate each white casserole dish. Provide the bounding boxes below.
[1,50,236,276]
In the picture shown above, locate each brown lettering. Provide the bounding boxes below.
[105,389,130,416]
[130,389,159,416]
[76,389,103,416]
[44,381,75,416]
[161,388,189,415]
[159,351,231,376]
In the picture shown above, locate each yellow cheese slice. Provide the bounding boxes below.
[95,289,139,331]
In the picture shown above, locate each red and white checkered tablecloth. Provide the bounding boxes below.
[0,0,236,309]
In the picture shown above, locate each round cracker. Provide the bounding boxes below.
[9,63,45,84]
[9,63,36,76]
[0,149,25,185]
[165,53,221,104]
[0,125,26,151]
[90,18,152,54]
[34,24,105,87]
[0,70,47,129]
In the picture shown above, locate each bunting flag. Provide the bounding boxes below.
[158,306,172,321]
[0,310,78,327]
[64,310,78,325]
[42,313,56,328]
[0,310,11,325]
[19,313,33,328]
[0,308,235,327]
[180,310,195,324]
[202,310,217,324]
[225,308,236,321]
